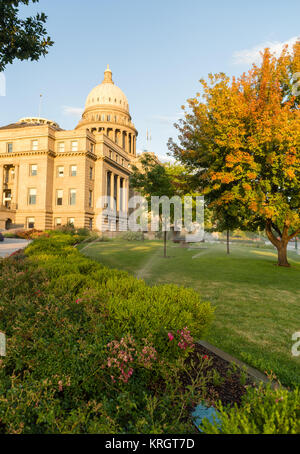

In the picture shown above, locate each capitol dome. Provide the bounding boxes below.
[76,65,137,157]
[85,65,129,112]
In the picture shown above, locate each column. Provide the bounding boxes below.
[12,164,19,210]
[0,165,3,207]
[133,136,136,155]
[116,176,120,212]
[110,172,114,209]
[122,131,126,150]
[120,178,124,213]
[128,134,132,154]
[124,179,129,213]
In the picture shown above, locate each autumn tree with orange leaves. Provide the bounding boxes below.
[169,41,300,267]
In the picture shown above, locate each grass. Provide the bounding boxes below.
[79,238,300,387]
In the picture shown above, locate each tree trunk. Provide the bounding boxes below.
[164,231,167,258]
[277,242,290,267]
[226,229,230,255]
[266,221,290,267]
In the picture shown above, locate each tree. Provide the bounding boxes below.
[130,153,175,258]
[168,41,300,267]
[0,0,53,72]
[210,206,240,255]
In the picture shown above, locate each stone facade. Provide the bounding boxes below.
[0,66,137,231]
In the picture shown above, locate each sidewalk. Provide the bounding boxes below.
[0,238,31,258]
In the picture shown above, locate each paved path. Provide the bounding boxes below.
[0,238,31,258]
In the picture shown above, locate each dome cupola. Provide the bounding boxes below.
[84,65,129,112]
[76,66,138,157]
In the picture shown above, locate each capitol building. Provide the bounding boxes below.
[0,66,138,231]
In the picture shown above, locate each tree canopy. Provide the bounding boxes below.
[0,0,53,71]
[169,41,300,267]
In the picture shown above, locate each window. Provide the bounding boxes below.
[30,164,38,176]
[90,167,93,180]
[57,166,64,178]
[7,143,13,153]
[91,143,94,153]
[56,190,63,206]
[71,141,78,152]
[55,218,62,227]
[32,140,38,151]
[58,142,65,153]
[107,115,111,122]
[89,190,93,208]
[28,188,37,205]
[68,218,75,226]
[27,218,35,229]
[69,189,76,206]
[89,218,93,230]
[70,165,77,177]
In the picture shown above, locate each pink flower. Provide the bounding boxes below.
[168,333,174,342]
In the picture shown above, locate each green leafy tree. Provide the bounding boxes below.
[211,206,240,254]
[0,0,53,72]
[130,153,175,258]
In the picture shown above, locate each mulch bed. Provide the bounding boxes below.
[185,344,254,408]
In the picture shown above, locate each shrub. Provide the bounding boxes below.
[0,233,214,434]
[121,231,145,241]
[201,384,300,434]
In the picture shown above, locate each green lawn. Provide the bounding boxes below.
[79,239,300,387]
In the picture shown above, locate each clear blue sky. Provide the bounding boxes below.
[1,0,299,159]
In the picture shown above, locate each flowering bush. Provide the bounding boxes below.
[166,327,195,361]
[106,335,157,384]
[0,232,214,434]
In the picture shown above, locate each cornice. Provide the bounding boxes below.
[0,150,98,161]
[55,151,97,160]
[101,156,132,175]
[0,150,56,158]
[83,105,131,118]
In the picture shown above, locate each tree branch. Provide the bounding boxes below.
[288,228,300,241]
[266,220,281,248]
